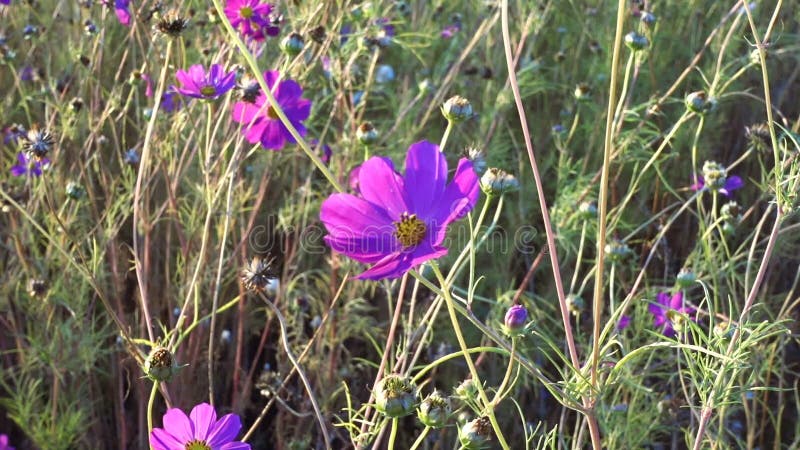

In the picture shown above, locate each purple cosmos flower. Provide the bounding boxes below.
[114,0,131,26]
[320,141,479,280]
[0,434,14,450]
[690,175,743,197]
[175,64,236,100]
[441,23,461,39]
[3,124,26,145]
[617,315,631,330]
[150,402,250,450]
[224,0,278,41]
[231,70,311,151]
[10,151,48,177]
[648,291,697,337]
[310,139,332,165]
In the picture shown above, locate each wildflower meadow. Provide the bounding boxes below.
[2,0,800,449]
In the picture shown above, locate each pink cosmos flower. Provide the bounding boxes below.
[231,70,311,151]
[224,0,279,40]
[648,291,697,337]
[150,402,250,450]
[320,141,479,280]
[175,64,236,100]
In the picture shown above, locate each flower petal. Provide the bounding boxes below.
[668,291,684,311]
[355,252,412,280]
[429,158,479,226]
[220,442,252,450]
[149,427,186,450]
[206,413,242,447]
[258,120,287,150]
[403,140,446,218]
[189,403,217,441]
[160,407,194,442]
[357,156,408,220]
[719,175,743,196]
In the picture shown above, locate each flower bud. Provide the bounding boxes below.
[701,160,728,190]
[604,238,632,262]
[578,201,597,219]
[466,147,487,175]
[503,304,528,336]
[480,168,520,195]
[442,95,473,123]
[418,78,435,94]
[374,374,418,418]
[713,321,735,339]
[676,268,696,288]
[417,391,451,428]
[64,181,84,200]
[459,416,492,449]
[356,122,379,145]
[685,91,716,114]
[574,83,591,102]
[144,346,179,382]
[720,201,742,223]
[566,294,585,315]
[375,64,396,84]
[624,31,649,51]
[454,379,479,402]
[280,32,305,56]
[640,11,657,25]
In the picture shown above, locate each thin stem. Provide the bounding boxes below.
[439,120,454,153]
[492,338,517,407]
[430,263,510,450]
[259,294,331,449]
[133,39,173,342]
[408,426,431,450]
[146,381,159,437]
[591,0,628,401]
[499,0,578,371]
[387,418,399,450]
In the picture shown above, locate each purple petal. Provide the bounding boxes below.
[409,241,448,266]
[662,322,676,338]
[357,156,408,219]
[115,6,131,26]
[668,291,684,310]
[161,407,194,442]
[189,403,217,441]
[719,175,743,196]
[259,120,287,150]
[220,442,252,450]
[206,413,242,447]
[149,428,185,450]
[356,252,411,280]
[690,175,705,192]
[648,302,666,326]
[321,193,394,234]
[429,158,480,226]
[403,140,447,218]
[275,78,303,104]
[617,315,631,330]
[656,292,671,307]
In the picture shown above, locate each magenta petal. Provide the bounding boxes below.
[259,120,287,150]
[357,156,408,220]
[325,234,398,263]
[10,165,26,176]
[321,193,393,233]
[189,403,217,441]
[668,291,684,310]
[690,175,704,191]
[115,7,131,26]
[206,413,242,447]
[149,428,185,450]
[356,252,411,280]
[275,79,303,104]
[220,442,252,450]
[430,158,479,226]
[161,407,194,442]
[719,175,743,196]
[404,140,446,218]
[410,241,448,267]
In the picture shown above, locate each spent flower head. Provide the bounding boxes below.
[459,416,492,449]
[417,391,451,428]
[22,127,55,160]
[241,256,278,292]
[154,12,189,37]
[442,95,473,122]
[480,168,519,195]
[144,346,179,382]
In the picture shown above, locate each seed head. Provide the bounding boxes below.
[144,346,179,381]
[373,375,418,418]
[480,168,520,195]
[442,95,473,123]
[459,416,492,449]
[241,256,278,292]
[154,12,189,37]
[22,127,55,160]
[417,391,451,428]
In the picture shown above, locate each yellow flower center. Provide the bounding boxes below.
[200,85,217,97]
[240,6,254,18]
[185,440,211,450]
[394,213,426,247]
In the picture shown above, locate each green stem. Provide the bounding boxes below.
[387,418,399,450]
[492,338,517,406]
[147,382,159,439]
[439,120,454,153]
[409,426,431,450]
[430,263,510,450]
